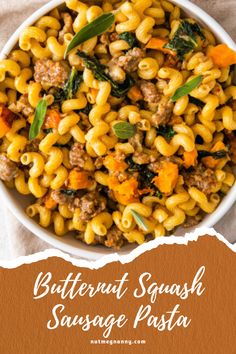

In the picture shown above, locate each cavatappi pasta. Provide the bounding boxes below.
[0,0,236,249]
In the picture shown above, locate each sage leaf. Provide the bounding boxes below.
[29,98,47,140]
[171,75,203,102]
[64,13,115,58]
[131,210,149,232]
[113,122,136,139]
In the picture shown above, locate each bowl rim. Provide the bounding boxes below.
[0,0,236,260]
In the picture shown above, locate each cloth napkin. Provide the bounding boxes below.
[0,0,235,259]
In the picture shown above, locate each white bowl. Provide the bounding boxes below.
[0,0,236,260]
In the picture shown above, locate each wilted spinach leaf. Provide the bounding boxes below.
[126,157,163,198]
[119,32,138,48]
[77,51,134,97]
[189,96,205,108]
[156,125,176,140]
[164,20,205,59]
[139,168,163,199]
[126,156,143,172]
[198,150,228,160]
[54,67,82,103]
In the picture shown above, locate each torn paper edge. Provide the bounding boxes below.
[0,227,235,270]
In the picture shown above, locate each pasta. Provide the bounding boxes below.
[0,0,236,250]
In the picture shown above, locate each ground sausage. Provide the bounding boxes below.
[104,225,126,249]
[132,152,151,165]
[69,143,89,169]
[149,156,182,172]
[132,149,158,165]
[34,59,70,88]
[51,190,74,205]
[100,33,110,45]
[9,94,34,117]
[113,170,129,182]
[112,151,126,163]
[128,132,144,152]
[0,105,18,127]
[77,226,125,249]
[184,164,218,194]
[24,139,40,153]
[111,47,145,73]
[58,13,73,44]
[109,32,119,42]
[139,81,160,104]
[151,96,174,127]
[0,154,19,181]
[184,216,200,228]
[70,191,107,221]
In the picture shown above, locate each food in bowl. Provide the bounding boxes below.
[0,0,236,250]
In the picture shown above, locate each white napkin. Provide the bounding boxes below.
[0,0,235,259]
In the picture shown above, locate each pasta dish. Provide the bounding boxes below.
[0,0,236,249]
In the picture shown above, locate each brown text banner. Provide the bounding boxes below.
[0,235,235,354]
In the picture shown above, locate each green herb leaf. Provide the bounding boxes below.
[198,150,228,160]
[156,125,176,139]
[131,210,149,231]
[64,13,115,58]
[29,98,47,140]
[77,51,134,97]
[54,68,82,103]
[171,75,203,102]
[164,20,205,59]
[113,122,136,139]
[119,32,138,48]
